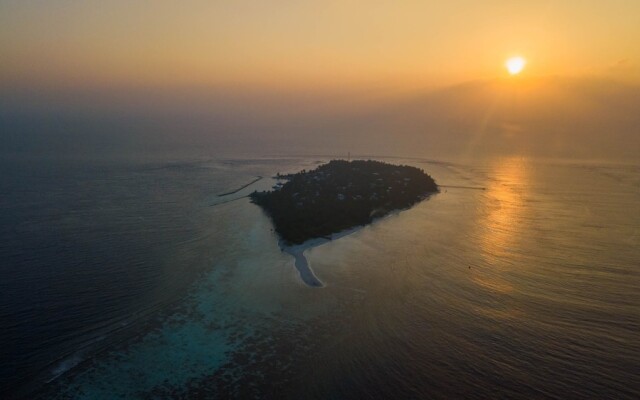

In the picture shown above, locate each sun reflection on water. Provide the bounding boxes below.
[472,157,530,301]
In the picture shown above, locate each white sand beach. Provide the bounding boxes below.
[281,226,363,287]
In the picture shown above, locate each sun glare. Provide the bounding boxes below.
[506,57,526,75]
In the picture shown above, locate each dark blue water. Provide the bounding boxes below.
[0,154,298,397]
[1,154,639,399]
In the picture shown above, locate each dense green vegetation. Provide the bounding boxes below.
[250,160,438,244]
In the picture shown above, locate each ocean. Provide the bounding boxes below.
[0,153,638,399]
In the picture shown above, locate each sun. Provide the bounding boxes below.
[506,56,526,75]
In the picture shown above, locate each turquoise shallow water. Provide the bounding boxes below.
[2,156,639,399]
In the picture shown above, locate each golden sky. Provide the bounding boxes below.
[2,1,640,90]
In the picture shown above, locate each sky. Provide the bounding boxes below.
[1,1,640,159]
[2,0,640,88]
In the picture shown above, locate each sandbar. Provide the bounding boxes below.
[281,226,362,287]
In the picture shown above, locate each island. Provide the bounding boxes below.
[250,159,439,286]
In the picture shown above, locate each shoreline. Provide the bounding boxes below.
[279,191,438,287]
[280,226,364,288]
